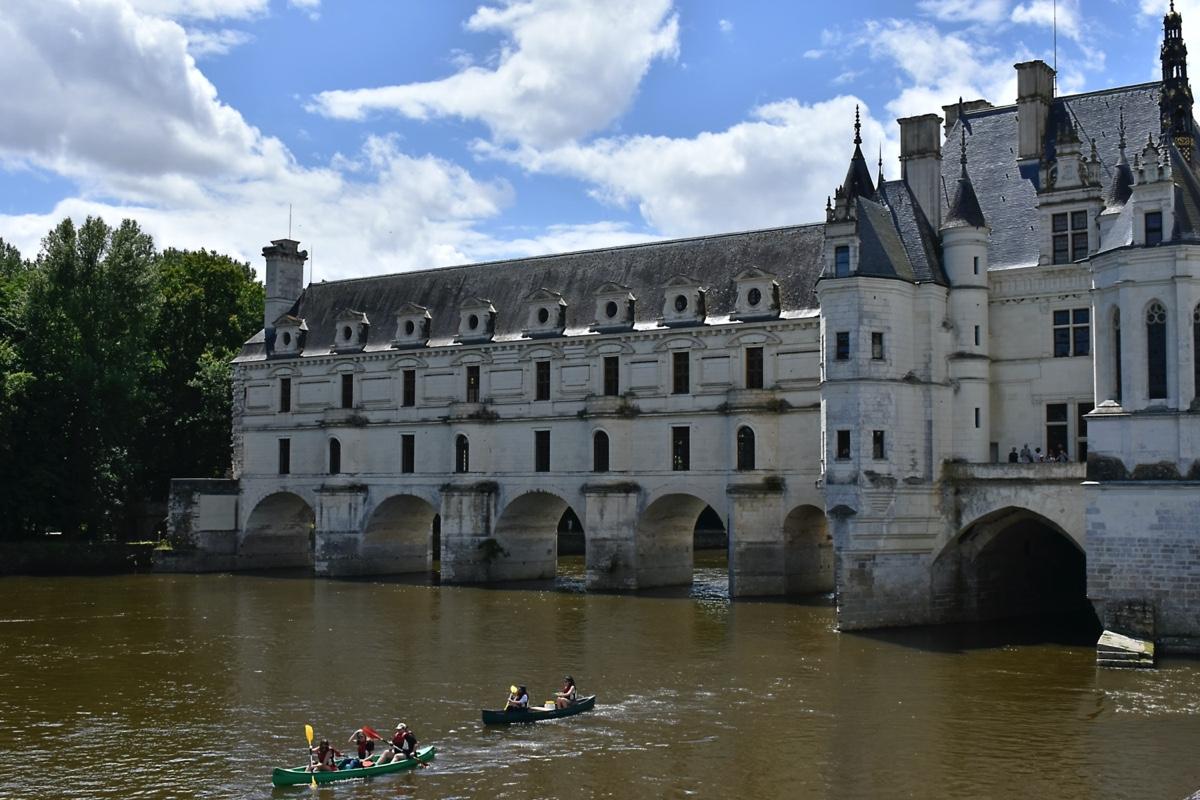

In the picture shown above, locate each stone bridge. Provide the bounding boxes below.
[164,472,834,599]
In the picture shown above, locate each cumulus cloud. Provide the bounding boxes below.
[1011,0,1082,41]
[126,0,269,20]
[481,96,892,236]
[185,27,254,57]
[718,18,733,34]
[919,0,1010,24]
[308,0,680,147]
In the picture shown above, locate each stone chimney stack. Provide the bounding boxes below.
[262,238,308,332]
[1015,60,1055,162]
[898,114,943,229]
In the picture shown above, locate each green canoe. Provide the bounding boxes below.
[271,745,436,787]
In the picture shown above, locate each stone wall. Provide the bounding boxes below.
[1087,481,1200,652]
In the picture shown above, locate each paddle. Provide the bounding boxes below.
[305,724,317,789]
[366,724,428,768]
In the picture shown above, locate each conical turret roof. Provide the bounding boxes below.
[943,126,987,229]
[841,106,877,201]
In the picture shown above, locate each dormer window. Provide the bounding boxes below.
[393,303,431,348]
[1052,211,1088,263]
[591,282,636,332]
[270,313,307,358]
[732,267,780,320]
[457,298,496,343]
[333,310,369,352]
[523,288,567,338]
[835,246,850,277]
[1145,211,1164,245]
[660,275,706,327]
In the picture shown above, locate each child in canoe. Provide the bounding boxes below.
[308,739,342,772]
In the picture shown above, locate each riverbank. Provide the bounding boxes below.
[0,540,155,575]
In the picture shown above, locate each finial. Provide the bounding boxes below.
[854,105,862,145]
[878,144,884,182]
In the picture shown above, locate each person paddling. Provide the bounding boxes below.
[376,723,418,765]
[504,684,530,712]
[348,728,376,762]
[308,739,342,772]
[555,675,578,709]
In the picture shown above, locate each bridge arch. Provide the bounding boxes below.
[931,505,1096,628]
[239,491,315,570]
[360,494,439,575]
[635,492,717,589]
[784,504,833,594]
[491,490,581,582]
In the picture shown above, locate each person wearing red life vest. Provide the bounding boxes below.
[375,722,418,765]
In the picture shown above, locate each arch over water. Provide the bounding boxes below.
[492,490,577,582]
[635,493,710,588]
[240,492,315,570]
[932,506,1096,629]
[361,494,438,575]
[784,504,833,595]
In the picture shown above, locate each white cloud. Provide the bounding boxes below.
[185,27,253,57]
[481,96,893,236]
[718,18,733,34]
[287,0,320,21]
[126,0,268,20]
[308,0,680,148]
[1011,0,1081,41]
[919,0,1010,24]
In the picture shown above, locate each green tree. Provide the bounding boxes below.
[17,217,159,539]
[142,248,263,494]
[0,238,33,539]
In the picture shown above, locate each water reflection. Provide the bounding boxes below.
[1,572,1198,800]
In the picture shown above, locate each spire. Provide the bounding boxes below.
[944,127,986,229]
[840,104,876,201]
[876,144,885,191]
[1161,0,1195,162]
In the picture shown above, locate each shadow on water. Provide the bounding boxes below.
[851,602,1103,654]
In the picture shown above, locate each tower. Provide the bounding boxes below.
[1161,1,1195,162]
[262,238,308,333]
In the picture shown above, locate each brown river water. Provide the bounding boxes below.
[2,556,1200,800]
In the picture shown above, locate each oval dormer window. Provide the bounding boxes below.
[747,288,762,307]
[605,300,618,319]
[404,320,416,336]
[342,325,353,341]
[282,331,292,347]
[537,307,550,324]
[468,314,479,330]
[674,295,688,313]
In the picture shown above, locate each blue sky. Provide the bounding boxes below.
[0,0,1188,279]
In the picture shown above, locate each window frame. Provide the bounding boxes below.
[534,430,551,473]
[870,332,884,361]
[328,438,342,475]
[603,356,619,397]
[836,430,851,461]
[466,365,481,403]
[834,245,850,277]
[402,369,416,407]
[871,430,885,460]
[535,360,551,401]
[454,434,470,474]
[278,438,290,475]
[279,377,291,413]
[1045,403,1069,460]
[1052,307,1090,358]
[672,350,690,395]
[1147,301,1168,400]
[401,434,415,474]
[1145,210,1164,246]
[340,373,354,409]
[671,426,691,471]
[835,331,850,361]
[745,346,764,389]
[736,426,756,471]
[593,430,610,473]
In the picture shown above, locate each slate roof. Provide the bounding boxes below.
[944,81,1162,269]
[236,224,826,361]
[944,164,987,230]
[851,181,946,284]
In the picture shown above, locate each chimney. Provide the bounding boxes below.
[898,113,943,229]
[262,238,308,332]
[941,99,993,134]
[1015,60,1055,162]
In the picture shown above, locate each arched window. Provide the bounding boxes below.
[593,430,610,472]
[1147,302,1168,400]
[1113,308,1122,403]
[328,438,341,475]
[454,434,470,474]
[1193,304,1200,405]
[736,426,756,471]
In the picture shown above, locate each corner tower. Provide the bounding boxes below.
[1162,1,1196,162]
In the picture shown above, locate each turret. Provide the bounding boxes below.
[941,126,991,462]
[263,239,308,333]
[1161,1,1196,163]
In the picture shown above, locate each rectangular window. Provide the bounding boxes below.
[1076,402,1094,463]
[603,356,619,396]
[1053,308,1090,357]
[1051,211,1089,264]
[279,377,291,412]
[340,373,354,409]
[671,426,690,471]
[401,434,415,474]
[745,347,764,389]
[1145,211,1163,246]
[278,439,290,475]
[834,245,850,277]
[973,256,980,275]
[974,407,981,429]
[672,351,690,394]
[872,430,885,460]
[836,430,851,460]
[1046,403,1069,461]
[402,369,416,407]
[466,365,480,403]
[535,360,551,401]
[835,331,850,361]
[535,430,551,473]
[871,332,884,360]
[974,326,981,347]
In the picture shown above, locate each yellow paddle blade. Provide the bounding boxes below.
[510,685,518,695]
[305,724,314,746]
[310,772,317,789]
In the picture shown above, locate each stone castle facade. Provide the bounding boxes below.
[167,7,1200,650]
